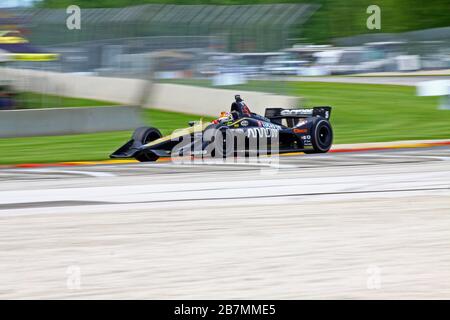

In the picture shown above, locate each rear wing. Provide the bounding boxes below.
[265,106,332,120]
[265,106,331,127]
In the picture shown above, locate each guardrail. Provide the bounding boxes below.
[0,106,143,138]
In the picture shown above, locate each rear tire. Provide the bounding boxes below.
[133,127,162,162]
[304,118,333,154]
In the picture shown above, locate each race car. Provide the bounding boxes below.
[110,95,333,162]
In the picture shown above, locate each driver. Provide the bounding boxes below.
[211,111,233,124]
[212,95,266,124]
[230,94,251,118]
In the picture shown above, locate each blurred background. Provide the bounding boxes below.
[3,1,450,301]
[0,0,449,163]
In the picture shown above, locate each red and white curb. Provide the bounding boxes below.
[1,139,450,169]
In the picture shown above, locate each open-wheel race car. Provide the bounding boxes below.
[110,95,333,162]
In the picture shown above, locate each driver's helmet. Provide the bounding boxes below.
[212,111,233,124]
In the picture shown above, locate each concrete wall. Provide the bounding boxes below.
[1,68,148,105]
[1,68,300,116]
[0,106,143,138]
[149,83,300,117]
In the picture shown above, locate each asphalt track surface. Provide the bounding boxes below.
[1,146,450,299]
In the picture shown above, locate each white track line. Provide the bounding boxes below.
[8,168,116,178]
[354,153,450,161]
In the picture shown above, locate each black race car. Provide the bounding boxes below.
[110,95,333,162]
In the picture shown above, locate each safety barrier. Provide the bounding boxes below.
[0,106,143,138]
[1,68,300,116]
[149,83,300,117]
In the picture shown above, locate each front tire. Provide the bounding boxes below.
[132,127,162,162]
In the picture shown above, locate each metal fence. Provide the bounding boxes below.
[3,4,449,107]
[4,4,319,97]
[9,4,318,51]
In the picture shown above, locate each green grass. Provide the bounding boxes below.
[16,92,118,109]
[1,81,450,164]
[0,109,212,164]
[161,79,450,143]
[0,131,133,164]
[288,82,449,143]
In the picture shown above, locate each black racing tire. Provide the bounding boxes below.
[133,127,162,162]
[304,118,333,154]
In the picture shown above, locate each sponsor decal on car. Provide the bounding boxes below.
[246,128,279,139]
[301,135,312,146]
[280,109,313,116]
[293,128,308,134]
[240,120,249,127]
[261,122,282,129]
